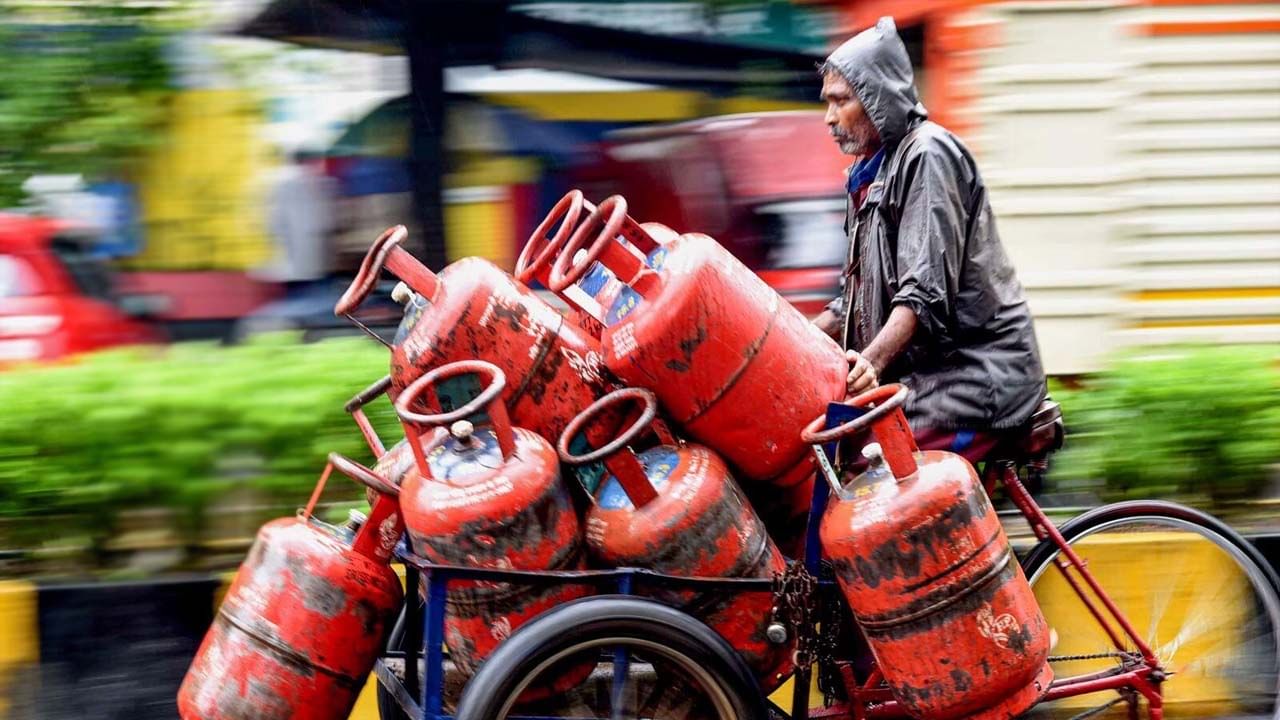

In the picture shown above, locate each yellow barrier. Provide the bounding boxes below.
[0,581,38,719]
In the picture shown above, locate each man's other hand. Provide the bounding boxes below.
[846,349,878,395]
[814,309,841,340]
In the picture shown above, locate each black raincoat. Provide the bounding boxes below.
[824,17,1046,431]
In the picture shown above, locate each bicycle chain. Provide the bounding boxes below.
[1048,651,1130,663]
[814,577,845,707]
[772,561,818,669]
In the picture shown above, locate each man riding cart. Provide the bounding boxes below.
[813,17,1048,467]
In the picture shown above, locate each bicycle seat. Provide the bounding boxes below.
[987,398,1064,465]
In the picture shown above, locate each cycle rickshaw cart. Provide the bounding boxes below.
[360,378,1280,720]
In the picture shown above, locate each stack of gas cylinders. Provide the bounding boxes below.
[179,190,1053,720]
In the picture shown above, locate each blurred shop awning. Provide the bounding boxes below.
[236,0,827,99]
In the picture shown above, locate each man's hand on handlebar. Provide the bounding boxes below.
[846,349,878,395]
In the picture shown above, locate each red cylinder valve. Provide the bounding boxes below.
[518,189,677,339]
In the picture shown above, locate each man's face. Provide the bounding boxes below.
[822,71,881,157]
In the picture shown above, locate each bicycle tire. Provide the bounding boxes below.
[1019,499,1280,719]
[454,595,770,720]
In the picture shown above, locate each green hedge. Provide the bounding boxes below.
[0,334,401,550]
[1,337,1275,558]
[1049,345,1280,500]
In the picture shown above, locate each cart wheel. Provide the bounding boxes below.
[454,595,770,720]
[376,604,413,720]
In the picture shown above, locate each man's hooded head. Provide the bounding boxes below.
[822,17,928,153]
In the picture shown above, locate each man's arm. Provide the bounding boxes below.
[814,308,842,340]
[863,305,917,375]
[846,305,916,393]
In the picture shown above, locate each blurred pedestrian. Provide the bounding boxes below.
[265,147,337,297]
[812,17,1046,461]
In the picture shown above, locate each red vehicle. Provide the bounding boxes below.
[575,111,848,315]
[0,214,159,366]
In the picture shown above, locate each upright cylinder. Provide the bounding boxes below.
[395,360,588,694]
[558,387,794,691]
[805,385,1053,720]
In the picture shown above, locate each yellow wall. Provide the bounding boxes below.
[487,90,821,122]
[131,90,272,271]
[442,156,541,267]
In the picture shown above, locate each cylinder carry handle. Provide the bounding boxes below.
[801,384,918,485]
[558,387,680,508]
[394,360,515,481]
[335,225,439,316]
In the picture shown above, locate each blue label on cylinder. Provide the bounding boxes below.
[646,246,667,270]
[596,447,680,510]
[605,286,644,326]
[577,261,612,298]
[567,432,607,496]
[583,246,666,327]
[427,427,504,480]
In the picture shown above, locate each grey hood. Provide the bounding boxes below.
[824,17,927,147]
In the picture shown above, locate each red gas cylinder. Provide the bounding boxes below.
[335,225,611,447]
[517,190,678,338]
[557,387,794,691]
[803,385,1053,720]
[179,454,405,720]
[548,195,847,548]
[394,360,588,687]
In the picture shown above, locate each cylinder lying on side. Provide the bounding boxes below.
[178,455,404,720]
[547,195,847,552]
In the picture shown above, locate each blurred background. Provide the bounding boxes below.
[0,0,1276,718]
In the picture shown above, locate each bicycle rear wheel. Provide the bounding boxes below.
[1020,500,1280,720]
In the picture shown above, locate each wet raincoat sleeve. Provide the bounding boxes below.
[888,140,966,347]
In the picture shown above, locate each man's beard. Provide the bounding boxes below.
[832,126,876,156]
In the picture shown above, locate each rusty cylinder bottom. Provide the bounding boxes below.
[958,662,1053,720]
